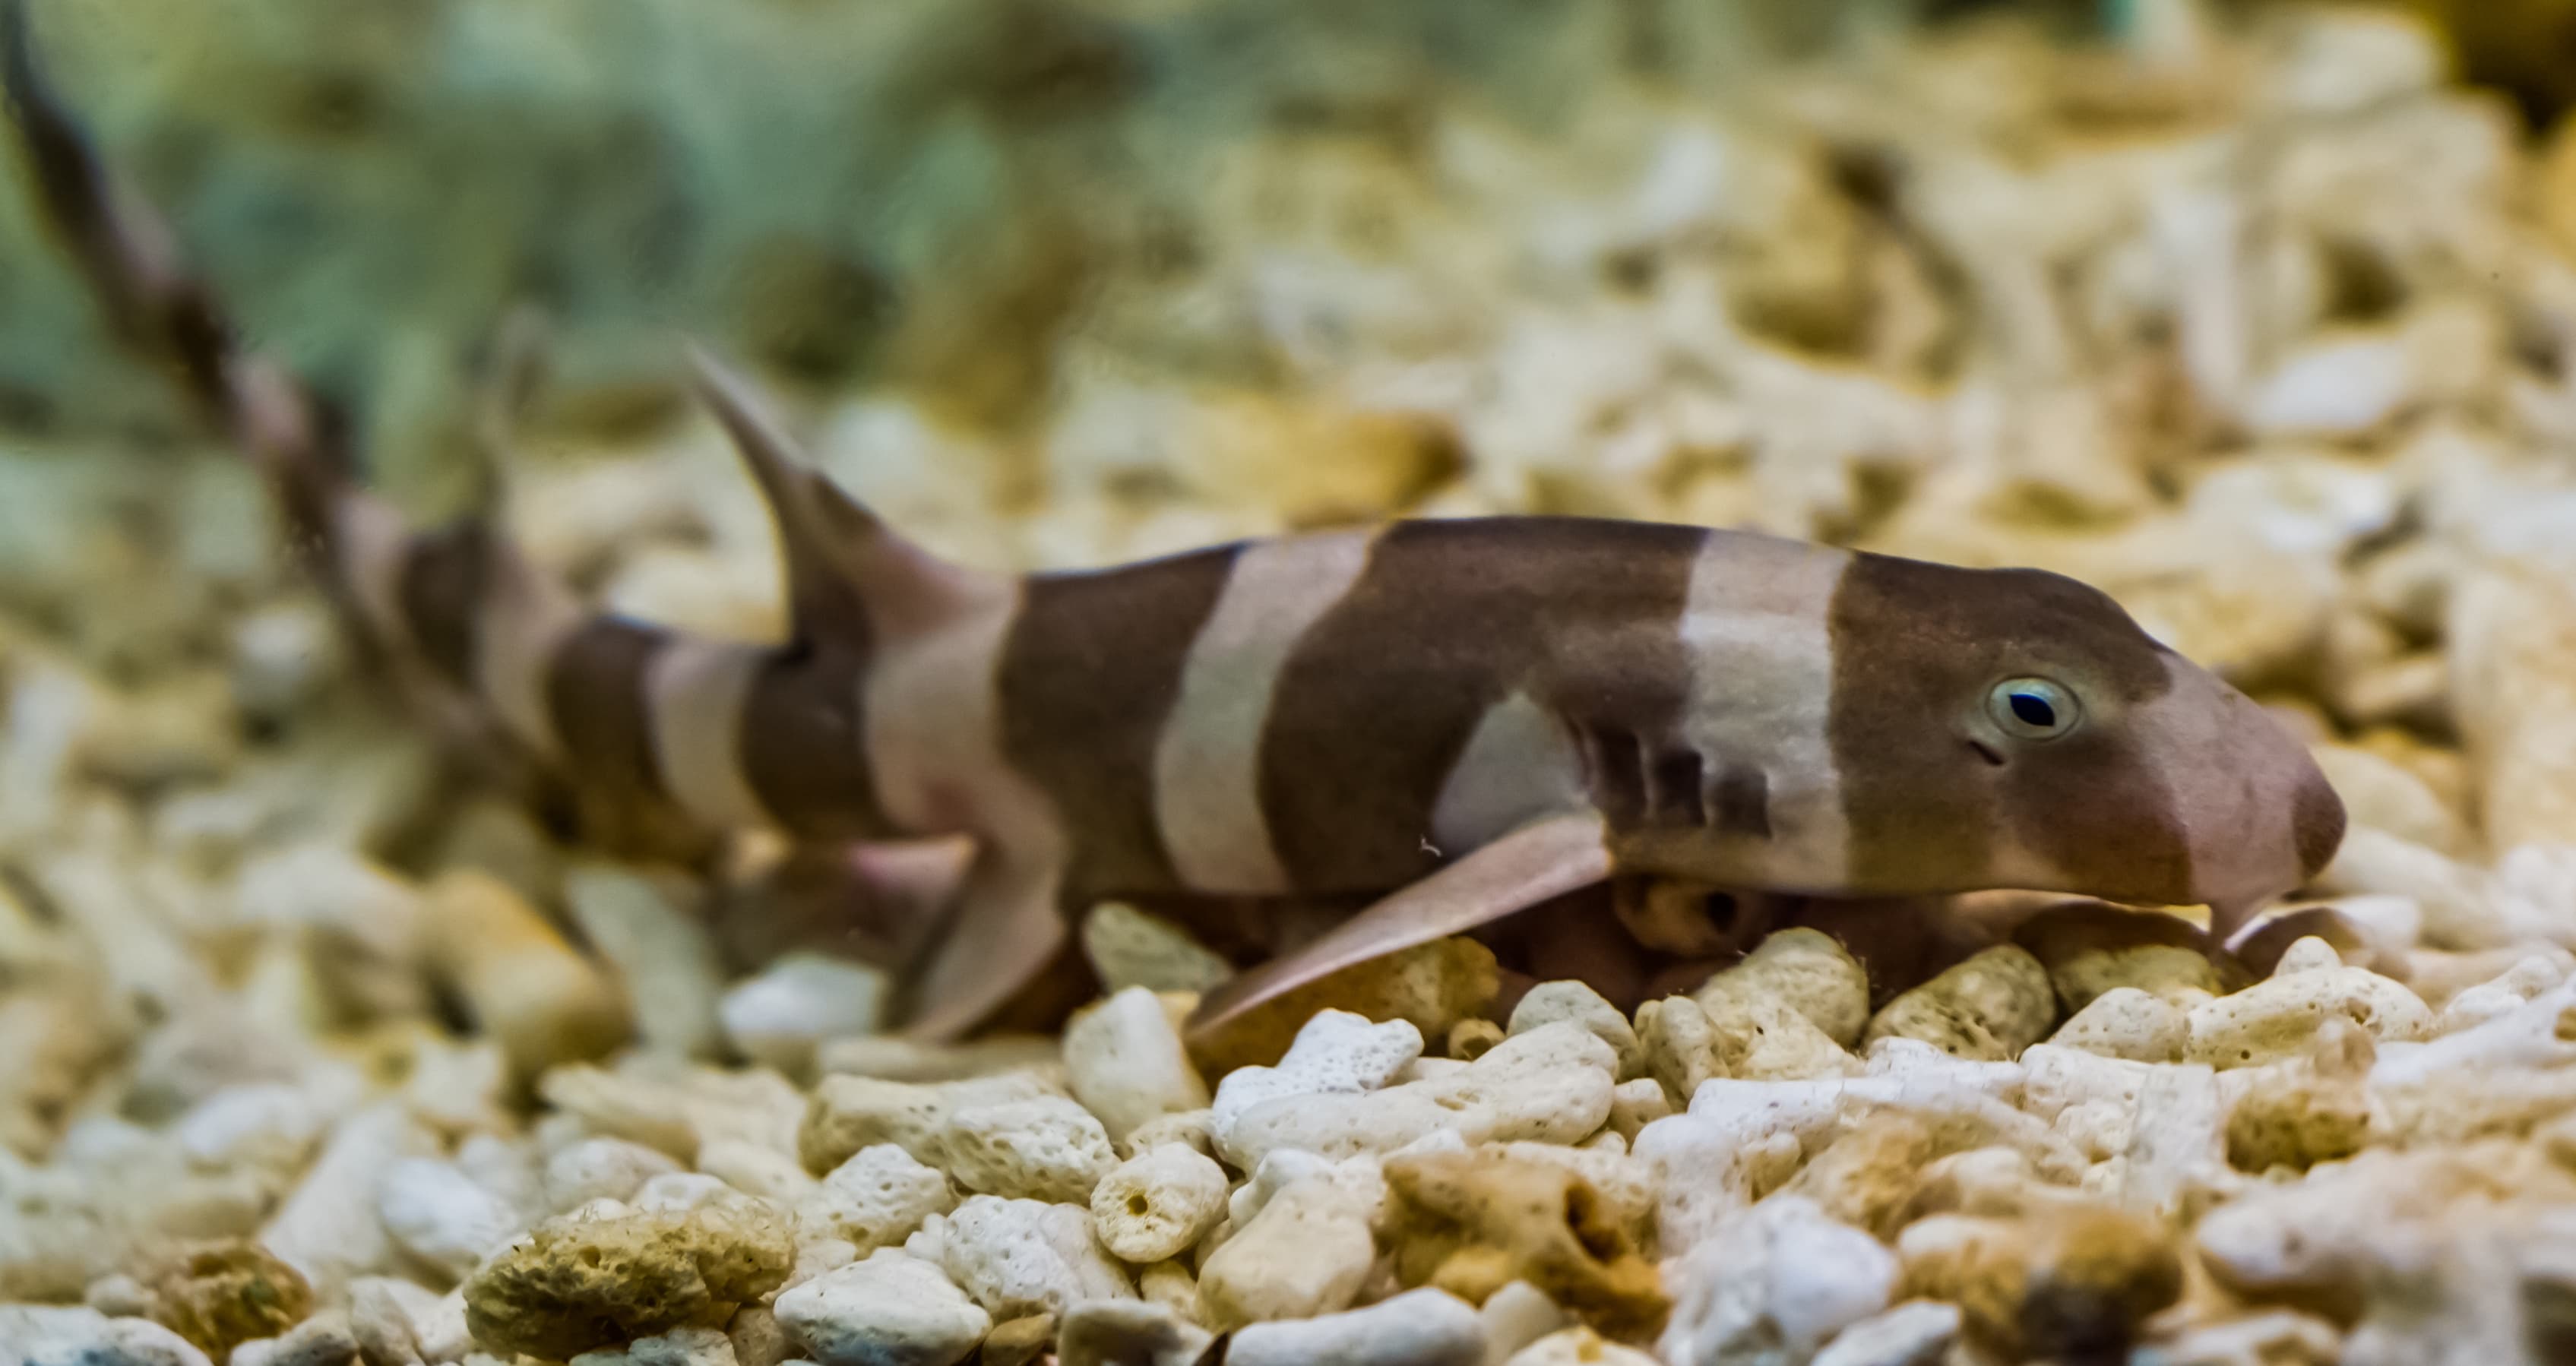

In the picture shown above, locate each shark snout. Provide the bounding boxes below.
[2154,662,2347,928]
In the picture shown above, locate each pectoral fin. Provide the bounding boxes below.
[1183,811,1615,1043]
[894,853,1071,1042]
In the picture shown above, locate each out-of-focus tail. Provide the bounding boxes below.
[0,5,969,873]
[1,0,347,558]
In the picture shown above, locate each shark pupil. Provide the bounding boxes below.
[2009,692,2057,728]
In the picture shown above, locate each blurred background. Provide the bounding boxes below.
[3,0,2570,531]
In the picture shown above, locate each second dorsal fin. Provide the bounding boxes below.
[685,343,995,642]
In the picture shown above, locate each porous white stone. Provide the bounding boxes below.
[377,1156,525,1281]
[1226,1287,1486,1366]
[1208,1010,1423,1153]
[772,1248,989,1366]
[568,1324,739,1366]
[1659,1196,1897,1365]
[1055,1298,1214,1366]
[1062,988,1209,1144]
[1809,1301,1963,1366]
[930,1196,1134,1319]
[1481,1281,1571,1364]
[261,1102,438,1294]
[796,1143,956,1253]
[2186,964,2432,1068]
[720,953,889,1077]
[1217,1022,1616,1168]
[543,1137,685,1213]
[1089,1143,1227,1264]
[1195,1154,1385,1329]
[939,1094,1118,1203]
[1508,981,1643,1079]
[1504,1329,1660,1365]
[9,1310,213,1366]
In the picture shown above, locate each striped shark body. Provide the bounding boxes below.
[3,6,2347,1047]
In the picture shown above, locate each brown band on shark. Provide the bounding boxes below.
[998,545,1243,893]
[1648,747,1707,827]
[1258,517,1704,891]
[1,0,226,420]
[398,519,493,690]
[738,640,890,843]
[545,617,679,848]
[1712,762,1773,840]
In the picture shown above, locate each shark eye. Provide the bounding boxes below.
[1989,677,2079,741]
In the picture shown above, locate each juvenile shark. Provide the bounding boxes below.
[1,3,2344,1048]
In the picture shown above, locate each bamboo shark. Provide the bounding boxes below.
[1,5,2345,1048]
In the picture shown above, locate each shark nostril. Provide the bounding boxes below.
[1969,740,2005,768]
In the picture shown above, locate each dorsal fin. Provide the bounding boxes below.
[684,342,993,641]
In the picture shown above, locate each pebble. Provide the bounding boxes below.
[5,1308,215,1366]
[117,1240,316,1360]
[1195,1155,1384,1329]
[771,1248,989,1366]
[940,1094,1119,1203]
[1897,1204,2184,1359]
[1604,1077,1673,1143]
[1207,1010,1422,1155]
[1089,1143,1228,1263]
[1690,928,1872,1048]
[459,1195,797,1359]
[229,1310,358,1366]
[1216,1022,1616,1168]
[260,1102,438,1295]
[1657,1196,1894,1366]
[2131,1310,2341,1366]
[1055,1299,1212,1366]
[2224,1049,2375,1172]
[1080,903,1233,998]
[1381,1149,1669,1340]
[1062,988,1210,1145]
[1635,998,1724,1106]
[976,1313,1055,1366]
[798,1143,957,1252]
[1226,1287,1487,1366]
[544,1137,687,1213]
[563,864,729,1064]
[1699,990,1862,1082]
[568,1324,739,1366]
[1504,1329,1660,1366]
[1808,1301,1962,1366]
[799,1073,1057,1175]
[378,1159,524,1281]
[818,1035,1063,1085]
[2183,948,2432,1068]
[1188,938,1498,1077]
[1509,982,1644,1080]
[1480,1281,1571,1363]
[719,953,890,1080]
[420,870,632,1087]
[2049,986,2189,1062]
[700,1140,821,1203]
[172,1083,333,1176]
[926,1196,1133,1320]
[2013,905,2223,1011]
[1863,946,2059,1061]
